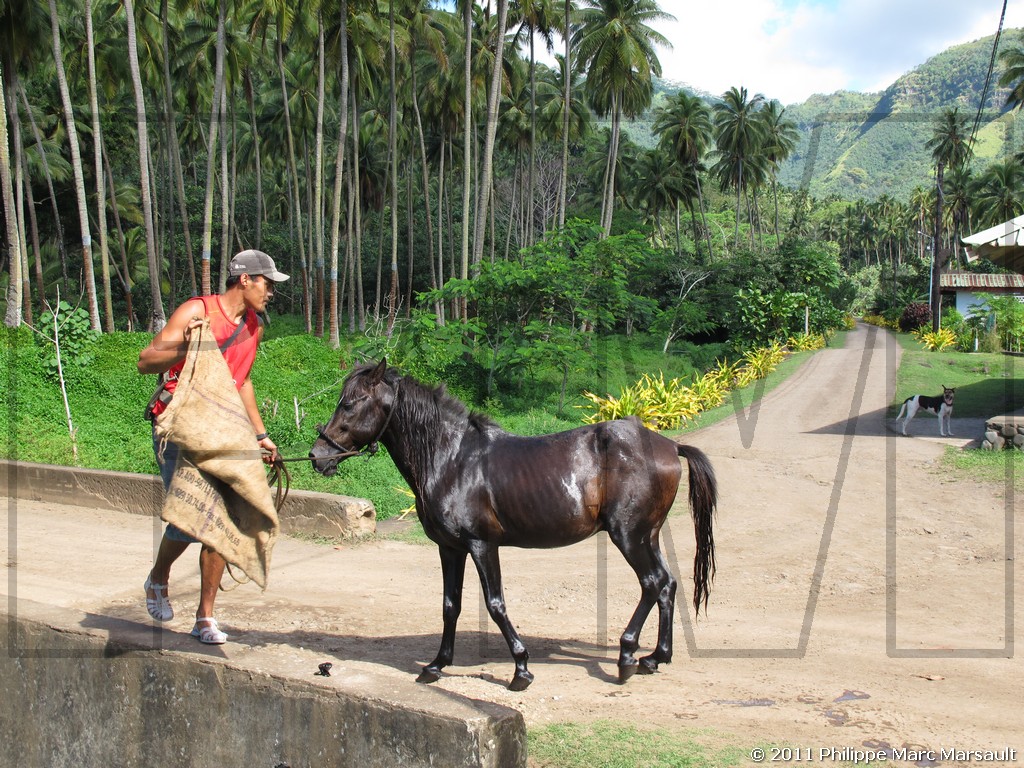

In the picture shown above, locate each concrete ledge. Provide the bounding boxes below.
[0,459,376,539]
[1,604,526,767]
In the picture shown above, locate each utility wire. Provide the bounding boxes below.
[964,0,1009,171]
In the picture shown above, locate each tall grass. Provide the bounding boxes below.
[0,326,728,518]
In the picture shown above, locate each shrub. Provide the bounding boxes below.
[912,327,956,351]
[787,333,826,351]
[899,303,932,333]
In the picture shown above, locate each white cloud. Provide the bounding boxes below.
[645,0,1024,104]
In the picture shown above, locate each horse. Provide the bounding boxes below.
[309,360,717,691]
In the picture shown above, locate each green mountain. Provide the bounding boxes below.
[779,31,1021,200]
[650,30,1024,202]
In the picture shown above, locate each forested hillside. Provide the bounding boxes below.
[778,31,1022,200]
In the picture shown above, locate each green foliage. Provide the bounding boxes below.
[581,343,788,428]
[422,223,655,397]
[581,372,705,430]
[912,326,957,351]
[970,292,1024,352]
[35,301,99,381]
[787,332,827,351]
[899,302,932,332]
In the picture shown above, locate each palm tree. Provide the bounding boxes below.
[327,0,350,348]
[48,0,101,331]
[159,0,196,296]
[386,0,399,334]
[925,107,972,330]
[460,0,473,316]
[197,0,227,297]
[754,99,798,242]
[471,0,512,267]
[1,59,23,327]
[998,31,1024,110]
[712,85,765,244]
[122,0,166,329]
[653,90,713,257]
[557,0,572,229]
[512,0,556,246]
[402,0,447,314]
[84,0,114,331]
[972,158,1024,227]
[573,0,671,237]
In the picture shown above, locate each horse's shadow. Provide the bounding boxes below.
[80,609,623,687]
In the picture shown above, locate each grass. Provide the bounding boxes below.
[527,721,750,768]
[892,333,1024,418]
[891,329,1024,486]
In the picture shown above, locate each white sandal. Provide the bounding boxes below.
[191,617,227,645]
[144,577,173,622]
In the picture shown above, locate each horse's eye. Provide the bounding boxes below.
[340,395,366,412]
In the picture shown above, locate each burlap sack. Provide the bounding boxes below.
[154,320,278,588]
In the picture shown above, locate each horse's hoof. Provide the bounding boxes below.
[416,667,441,684]
[638,657,658,675]
[618,662,638,684]
[508,672,534,692]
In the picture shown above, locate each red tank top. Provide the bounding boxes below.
[151,295,260,418]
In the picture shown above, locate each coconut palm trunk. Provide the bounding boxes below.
[471,0,510,267]
[460,0,472,319]
[85,0,113,331]
[48,0,101,331]
[558,0,570,230]
[199,0,227,297]
[161,0,196,295]
[328,0,349,348]
[1,63,22,328]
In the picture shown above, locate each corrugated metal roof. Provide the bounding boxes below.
[940,272,1024,290]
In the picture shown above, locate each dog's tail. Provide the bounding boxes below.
[896,398,909,421]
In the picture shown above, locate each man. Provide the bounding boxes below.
[139,249,288,644]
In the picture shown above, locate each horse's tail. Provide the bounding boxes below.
[677,443,717,615]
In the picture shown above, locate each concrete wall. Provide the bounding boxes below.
[2,463,529,766]
[1,609,526,768]
[0,459,375,539]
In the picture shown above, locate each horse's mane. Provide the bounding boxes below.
[352,362,498,433]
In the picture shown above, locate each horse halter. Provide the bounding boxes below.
[314,379,401,462]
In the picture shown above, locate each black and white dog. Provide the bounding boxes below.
[896,386,955,436]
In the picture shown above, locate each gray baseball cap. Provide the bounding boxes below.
[228,249,290,282]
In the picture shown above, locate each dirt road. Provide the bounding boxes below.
[5,323,1020,763]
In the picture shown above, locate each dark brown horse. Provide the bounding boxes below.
[309,360,717,691]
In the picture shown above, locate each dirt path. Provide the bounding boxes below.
[269,322,1019,761]
[6,323,1020,764]
[380,321,1018,761]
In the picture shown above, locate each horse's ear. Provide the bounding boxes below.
[371,358,388,383]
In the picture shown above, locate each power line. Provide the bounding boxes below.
[964,0,1009,170]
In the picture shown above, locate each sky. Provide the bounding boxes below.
[645,0,1023,104]
[543,0,1024,105]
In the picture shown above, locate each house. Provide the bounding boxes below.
[952,217,1024,316]
[940,272,1024,318]
[962,215,1024,273]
